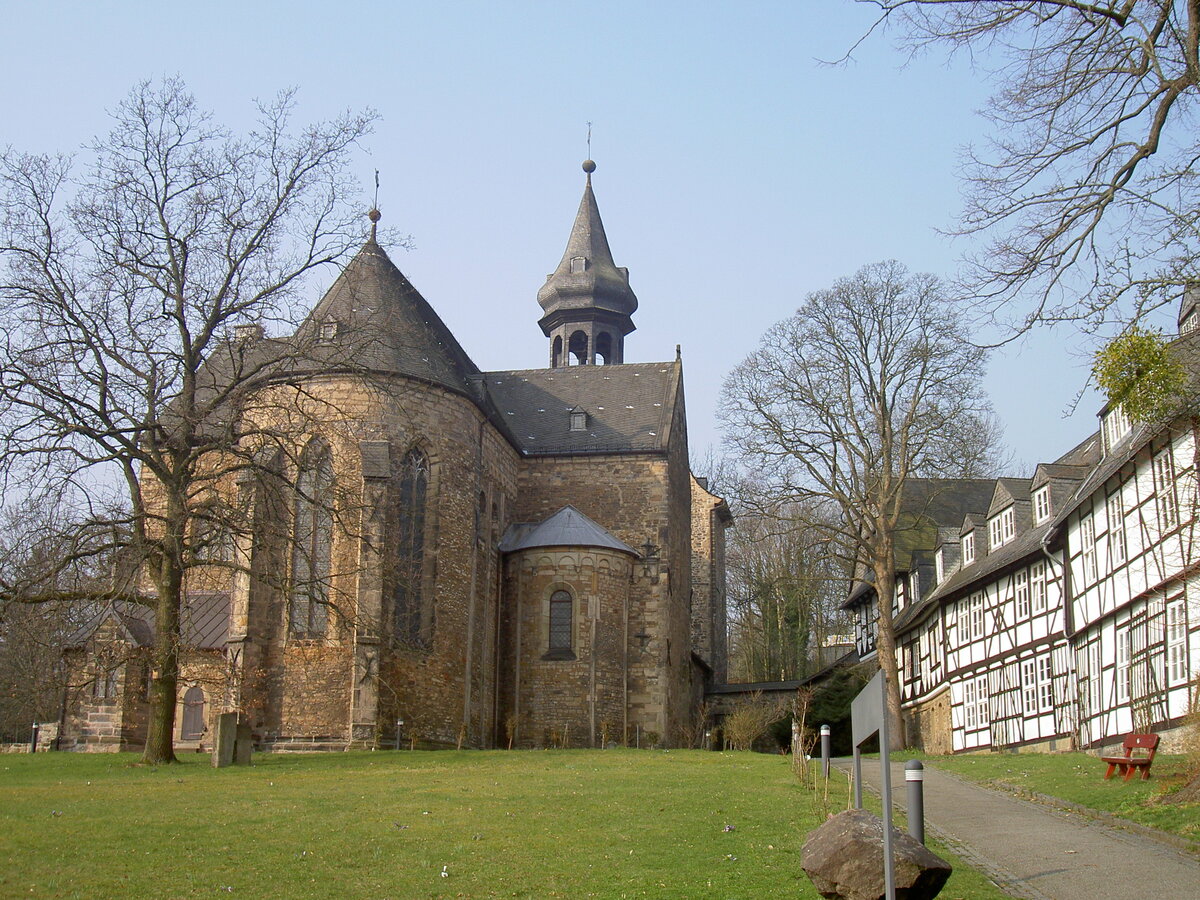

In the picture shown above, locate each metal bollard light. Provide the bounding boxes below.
[905,759,925,845]
[820,724,831,779]
[395,720,404,750]
[30,723,39,754]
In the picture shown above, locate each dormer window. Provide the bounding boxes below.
[569,406,587,432]
[319,318,339,342]
[570,256,587,274]
[961,532,975,565]
[988,506,1015,549]
[1033,486,1051,524]
[1182,310,1197,334]
[1102,404,1131,453]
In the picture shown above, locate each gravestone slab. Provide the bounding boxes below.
[234,720,252,765]
[212,712,237,768]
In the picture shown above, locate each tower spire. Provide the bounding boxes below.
[537,160,638,368]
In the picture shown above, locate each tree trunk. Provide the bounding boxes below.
[142,497,185,765]
[872,541,905,750]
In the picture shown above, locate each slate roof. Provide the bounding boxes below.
[66,593,230,650]
[480,362,680,454]
[846,478,997,607]
[1049,327,1199,528]
[498,505,639,556]
[297,238,483,396]
[895,522,1056,634]
[537,171,638,329]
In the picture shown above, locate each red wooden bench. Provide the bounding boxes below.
[1100,733,1159,782]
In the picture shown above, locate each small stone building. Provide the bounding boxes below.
[60,162,730,751]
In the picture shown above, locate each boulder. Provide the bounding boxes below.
[802,808,952,900]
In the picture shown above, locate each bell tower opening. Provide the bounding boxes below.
[568,330,589,366]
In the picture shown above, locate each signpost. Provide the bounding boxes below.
[850,669,895,900]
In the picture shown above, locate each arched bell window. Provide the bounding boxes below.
[290,439,333,637]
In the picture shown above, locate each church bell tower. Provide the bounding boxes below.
[537,160,638,367]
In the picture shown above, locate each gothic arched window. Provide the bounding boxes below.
[290,439,333,637]
[396,448,430,644]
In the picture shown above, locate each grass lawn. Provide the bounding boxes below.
[925,751,1199,841]
[1,748,1010,899]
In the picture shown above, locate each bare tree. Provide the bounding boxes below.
[721,260,1001,745]
[725,498,850,683]
[0,501,123,740]
[857,1,1200,330]
[0,79,374,763]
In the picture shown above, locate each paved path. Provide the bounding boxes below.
[831,758,1199,900]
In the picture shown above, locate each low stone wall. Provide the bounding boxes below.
[0,722,60,753]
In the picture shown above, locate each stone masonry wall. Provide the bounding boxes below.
[232,374,520,749]
[501,547,633,747]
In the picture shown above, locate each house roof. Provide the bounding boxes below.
[499,505,639,556]
[846,478,997,606]
[1049,328,1199,528]
[66,593,230,650]
[480,361,680,454]
[896,520,1056,634]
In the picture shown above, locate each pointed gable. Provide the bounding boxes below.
[300,238,482,396]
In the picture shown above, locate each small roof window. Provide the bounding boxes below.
[569,406,587,432]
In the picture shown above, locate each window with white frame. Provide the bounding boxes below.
[1088,641,1102,715]
[1014,569,1030,619]
[1102,405,1131,452]
[989,507,1015,549]
[1033,486,1051,523]
[908,640,922,684]
[1021,659,1038,714]
[1031,561,1047,613]
[970,593,984,642]
[1167,598,1187,683]
[962,531,975,565]
[1080,512,1098,583]
[975,675,989,727]
[1107,492,1126,566]
[1153,449,1179,531]
[1037,656,1054,712]
[963,678,977,728]
[1116,626,1131,702]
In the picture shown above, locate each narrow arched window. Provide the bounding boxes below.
[396,448,429,644]
[548,590,573,656]
[291,440,333,637]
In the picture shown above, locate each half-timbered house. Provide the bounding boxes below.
[849,286,1199,754]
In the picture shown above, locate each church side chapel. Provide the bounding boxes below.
[60,161,731,752]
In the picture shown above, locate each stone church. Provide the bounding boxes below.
[61,162,731,752]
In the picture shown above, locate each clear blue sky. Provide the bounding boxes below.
[2,1,1116,472]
